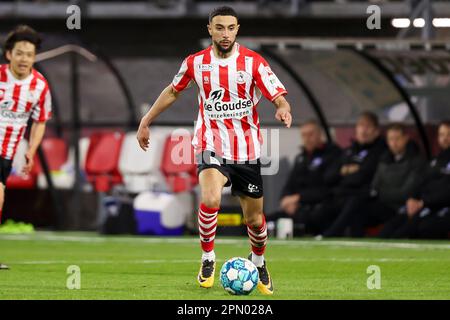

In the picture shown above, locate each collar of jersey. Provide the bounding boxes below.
[210,43,240,65]
[6,66,34,84]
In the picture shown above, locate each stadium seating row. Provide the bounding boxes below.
[6,128,199,195]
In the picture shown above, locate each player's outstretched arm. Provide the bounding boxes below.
[273,95,292,128]
[137,84,181,151]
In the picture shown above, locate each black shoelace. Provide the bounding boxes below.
[202,260,214,278]
[258,264,269,285]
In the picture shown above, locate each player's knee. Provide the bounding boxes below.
[201,192,221,209]
[245,213,264,229]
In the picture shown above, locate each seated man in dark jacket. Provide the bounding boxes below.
[268,120,342,236]
[344,123,426,237]
[314,111,387,237]
[379,120,450,239]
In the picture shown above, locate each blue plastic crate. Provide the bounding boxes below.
[134,209,184,236]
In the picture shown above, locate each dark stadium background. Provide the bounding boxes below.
[0,0,449,233]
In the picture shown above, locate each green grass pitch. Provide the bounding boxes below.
[0,232,449,299]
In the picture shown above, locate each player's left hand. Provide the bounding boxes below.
[275,108,292,128]
[22,151,34,175]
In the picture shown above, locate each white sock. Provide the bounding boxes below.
[202,250,216,262]
[252,252,264,267]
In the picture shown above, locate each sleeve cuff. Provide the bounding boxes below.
[171,84,180,93]
[270,90,288,102]
[32,118,49,123]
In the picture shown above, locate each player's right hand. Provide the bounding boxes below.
[22,151,35,175]
[137,125,150,151]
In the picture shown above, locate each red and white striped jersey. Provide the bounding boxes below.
[0,64,52,160]
[171,43,287,162]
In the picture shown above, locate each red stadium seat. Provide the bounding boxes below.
[6,140,39,189]
[365,225,384,237]
[6,165,39,189]
[34,137,68,173]
[160,133,198,193]
[8,136,68,188]
[85,131,124,192]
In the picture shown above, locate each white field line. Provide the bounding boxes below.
[6,257,450,265]
[1,233,450,250]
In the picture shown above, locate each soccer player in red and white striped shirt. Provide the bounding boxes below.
[137,7,292,295]
[0,26,52,270]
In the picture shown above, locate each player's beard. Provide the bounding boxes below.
[214,39,235,55]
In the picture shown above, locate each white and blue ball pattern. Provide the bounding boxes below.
[220,257,259,295]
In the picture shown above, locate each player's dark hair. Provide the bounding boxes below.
[209,6,238,23]
[358,111,379,128]
[387,122,407,135]
[3,25,41,60]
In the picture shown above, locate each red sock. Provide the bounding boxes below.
[0,210,2,224]
[198,203,219,252]
[247,214,268,256]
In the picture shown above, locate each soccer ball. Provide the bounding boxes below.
[220,257,259,295]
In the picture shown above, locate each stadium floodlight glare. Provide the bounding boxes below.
[413,18,425,28]
[433,18,450,28]
[392,18,411,28]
